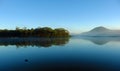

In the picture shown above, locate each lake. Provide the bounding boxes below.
[0,37,120,71]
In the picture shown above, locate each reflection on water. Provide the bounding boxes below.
[1,37,120,71]
[0,38,69,47]
[79,37,120,45]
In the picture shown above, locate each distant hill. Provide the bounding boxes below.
[80,26,120,36]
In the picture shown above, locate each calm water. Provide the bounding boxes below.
[0,37,120,71]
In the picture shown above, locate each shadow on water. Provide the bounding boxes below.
[0,37,69,47]
[79,37,120,45]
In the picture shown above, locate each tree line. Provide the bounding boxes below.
[0,27,70,37]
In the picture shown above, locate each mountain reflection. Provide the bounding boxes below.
[0,38,69,47]
[80,37,120,45]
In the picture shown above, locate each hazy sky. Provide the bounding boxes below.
[0,0,120,34]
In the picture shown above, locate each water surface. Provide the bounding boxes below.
[0,37,120,71]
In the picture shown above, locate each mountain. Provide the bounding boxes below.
[80,26,120,36]
[89,26,109,32]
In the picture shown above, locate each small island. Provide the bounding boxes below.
[0,27,70,37]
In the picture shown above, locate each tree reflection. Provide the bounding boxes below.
[0,38,69,48]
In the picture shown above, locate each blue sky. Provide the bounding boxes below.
[0,0,120,34]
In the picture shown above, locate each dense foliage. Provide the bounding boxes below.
[0,27,70,37]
